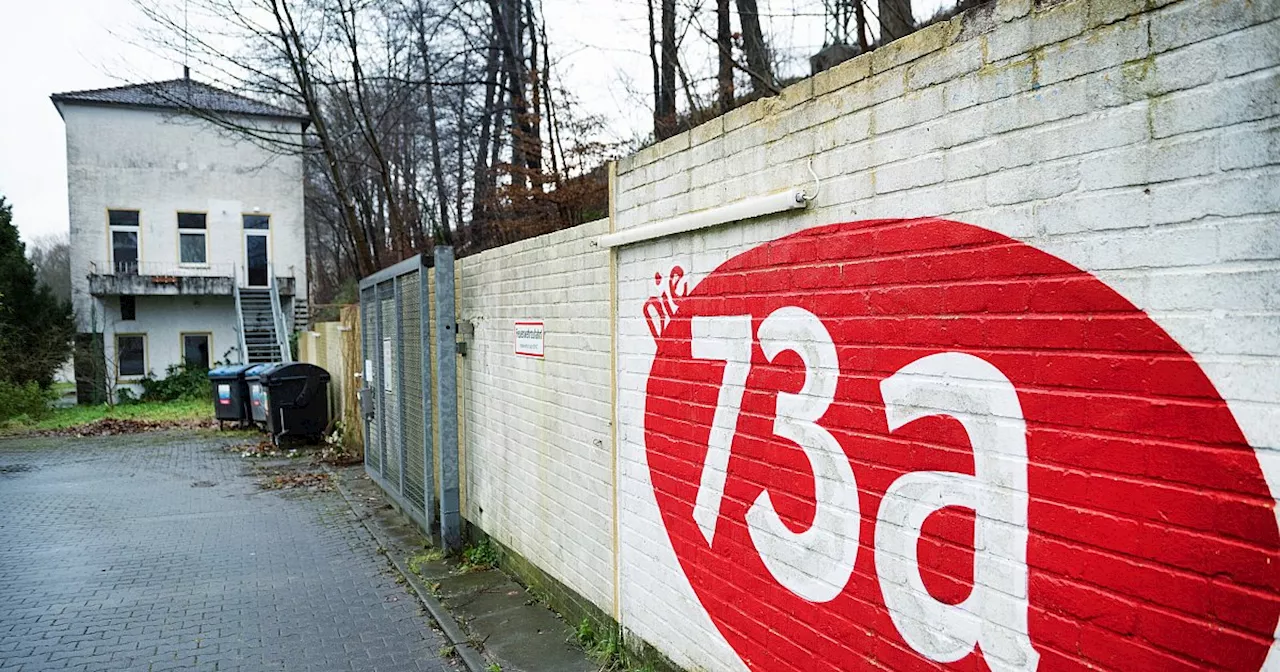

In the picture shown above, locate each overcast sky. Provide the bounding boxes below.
[0,0,944,245]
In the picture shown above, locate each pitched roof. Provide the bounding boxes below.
[51,78,309,122]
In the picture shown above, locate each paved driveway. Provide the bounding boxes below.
[0,431,453,672]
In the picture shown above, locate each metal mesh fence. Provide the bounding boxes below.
[399,271,425,512]
[361,285,380,473]
[359,254,443,541]
[381,291,401,489]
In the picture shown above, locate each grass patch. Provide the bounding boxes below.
[408,548,446,576]
[0,398,212,436]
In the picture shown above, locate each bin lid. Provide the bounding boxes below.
[243,363,276,380]
[259,362,331,385]
[208,363,255,379]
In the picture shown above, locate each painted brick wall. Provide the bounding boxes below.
[458,219,616,615]
[612,0,1280,670]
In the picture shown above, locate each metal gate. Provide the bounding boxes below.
[358,248,460,549]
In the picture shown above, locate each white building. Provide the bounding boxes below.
[52,76,309,401]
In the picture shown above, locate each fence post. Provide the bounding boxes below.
[360,288,372,471]
[434,245,461,552]
[395,278,406,498]
[419,258,436,538]
[375,284,387,479]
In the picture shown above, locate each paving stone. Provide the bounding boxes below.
[0,431,456,672]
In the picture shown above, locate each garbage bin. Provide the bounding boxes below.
[207,364,255,425]
[244,363,275,427]
[258,362,331,444]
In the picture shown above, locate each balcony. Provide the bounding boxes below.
[87,262,295,297]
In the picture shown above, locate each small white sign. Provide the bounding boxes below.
[383,338,393,391]
[514,321,545,358]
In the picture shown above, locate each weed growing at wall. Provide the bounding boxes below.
[575,618,658,672]
[461,540,499,571]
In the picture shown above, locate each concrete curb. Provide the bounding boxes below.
[327,469,489,672]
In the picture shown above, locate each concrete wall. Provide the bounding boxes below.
[609,0,1280,670]
[60,102,306,374]
[457,219,616,615]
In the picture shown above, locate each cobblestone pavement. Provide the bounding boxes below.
[0,431,455,672]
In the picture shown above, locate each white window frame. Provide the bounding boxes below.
[177,212,209,267]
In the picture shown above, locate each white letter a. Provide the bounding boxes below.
[876,352,1039,672]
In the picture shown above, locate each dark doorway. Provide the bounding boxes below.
[246,234,268,287]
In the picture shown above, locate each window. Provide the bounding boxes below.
[108,209,139,274]
[120,296,136,321]
[108,210,139,227]
[178,213,207,264]
[116,334,145,377]
[182,333,210,370]
[242,214,270,229]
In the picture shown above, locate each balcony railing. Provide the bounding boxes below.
[87,260,296,297]
[91,261,236,278]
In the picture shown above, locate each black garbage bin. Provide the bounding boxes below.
[258,362,331,444]
[244,363,275,427]
[207,364,255,426]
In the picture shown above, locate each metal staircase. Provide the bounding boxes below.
[235,282,292,363]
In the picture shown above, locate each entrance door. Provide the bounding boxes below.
[245,233,269,287]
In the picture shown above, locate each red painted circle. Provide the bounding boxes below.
[643,219,1280,671]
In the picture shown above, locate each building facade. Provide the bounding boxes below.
[53,77,308,401]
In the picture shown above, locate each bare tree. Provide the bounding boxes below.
[28,234,72,304]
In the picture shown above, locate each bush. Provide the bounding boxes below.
[0,380,55,422]
[139,364,209,403]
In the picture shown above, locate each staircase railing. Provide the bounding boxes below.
[268,268,292,362]
[232,283,249,365]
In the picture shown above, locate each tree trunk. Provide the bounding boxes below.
[855,0,870,52]
[717,0,733,113]
[735,0,773,93]
[414,3,451,245]
[658,0,676,138]
[472,26,500,236]
[878,0,914,43]
[489,0,530,189]
[648,0,661,136]
[524,0,543,186]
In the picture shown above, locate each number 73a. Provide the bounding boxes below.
[688,307,1039,669]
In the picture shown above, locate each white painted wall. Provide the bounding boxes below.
[59,100,306,376]
[457,219,616,615]
[101,294,239,395]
